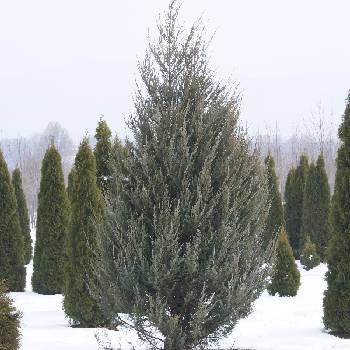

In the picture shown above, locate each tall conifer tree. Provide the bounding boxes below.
[63,138,105,327]
[284,155,309,257]
[32,145,69,294]
[262,153,284,250]
[93,2,273,348]
[0,150,26,291]
[323,92,350,335]
[94,117,112,196]
[12,168,32,264]
[301,155,330,260]
[284,167,298,255]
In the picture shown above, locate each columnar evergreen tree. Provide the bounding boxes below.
[300,236,320,271]
[12,168,32,264]
[284,155,309,258]
[93,3,273,349]
[94,117,112,196]
[284,167,298,254]
[32,145,69,295]
[0,281,21,350]
[300,162,316,248]
[63,138,105,327]
[262,153,284,250]
[268,227,301,297]
[0,150,26,292]
[324,92,350,335]
[301,155,330,260]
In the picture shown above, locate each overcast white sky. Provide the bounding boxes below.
[0,0,349,142]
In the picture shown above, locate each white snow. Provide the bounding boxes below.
[11,258,350,350]
[219,262,350,350]
[11,261,145,350]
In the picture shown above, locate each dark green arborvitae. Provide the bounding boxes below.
[0,150,26,292]
[268,227,301,297]
[300,235,320,271]
[63,138,105,327]
[285,155,309,258]
[94,117,112,196]
[284,167,297,254]
[93,2,273,349]
[0,281,21,350]
[301,156,330,260]
[324,92,350,335]
[12,168,32,264]
[262,153,284,250]
[32,145,69,295]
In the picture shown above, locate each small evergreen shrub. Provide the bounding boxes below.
[268,227,301,297]
[300,236,320,270]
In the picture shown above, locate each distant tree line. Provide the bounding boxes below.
[0,122,75,225]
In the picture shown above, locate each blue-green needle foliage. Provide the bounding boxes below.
[93,2,274,349]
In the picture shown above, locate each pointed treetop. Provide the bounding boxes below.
[316,153,326,169]
[95,117,112,141]
[265,152,276,168]
[299,153,309,168]
[338,91,350,144]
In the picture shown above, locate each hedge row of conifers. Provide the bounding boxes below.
[268,92,350,337]
[30,118,125,328]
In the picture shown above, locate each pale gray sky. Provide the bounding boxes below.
[0,0,349,142]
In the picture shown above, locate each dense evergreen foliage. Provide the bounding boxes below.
[268,227,301,297]
[111,135,128,168]
[94,117,112,196]
[67,166,77,202]
[301,156,330,260]
[63,138,105,327]
[300,235,320,271]
[0,281,21,350]
[93,3,273,349]
[324,93,350,335]
[284,168,297,254]
[262,153,284,250]
[32,145,69,295]
[285,155,309,258]
[12,168,32,264]
[0,150,26,292]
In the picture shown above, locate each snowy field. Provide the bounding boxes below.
[11,260,350,350]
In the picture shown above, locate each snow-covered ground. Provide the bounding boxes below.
[11,260,350,350]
